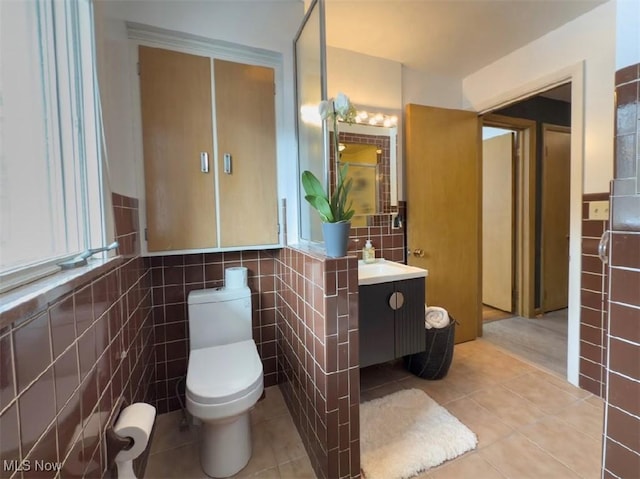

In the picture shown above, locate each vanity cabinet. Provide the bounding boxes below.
[139,46,279,252]
[359,278,425,368]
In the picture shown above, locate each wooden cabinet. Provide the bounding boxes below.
[139,46,279,252]
[359,278,425,368]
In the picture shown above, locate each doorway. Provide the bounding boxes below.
[480,83,572,376]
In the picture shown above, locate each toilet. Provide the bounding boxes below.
[186,268,263,478]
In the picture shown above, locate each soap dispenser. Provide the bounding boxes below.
[363,239,376,263]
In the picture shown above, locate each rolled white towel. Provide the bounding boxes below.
[424,306,450,329]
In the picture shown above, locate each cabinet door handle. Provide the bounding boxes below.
[223,153,232,174]
[200,152,209,173]
[389,291,405,310]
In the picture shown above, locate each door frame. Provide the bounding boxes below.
[482,114,538,319]
[472,63,584,386]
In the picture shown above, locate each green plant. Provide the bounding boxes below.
[301,92,357,223]
[302,164,355,223]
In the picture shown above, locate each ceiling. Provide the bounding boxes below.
[323,0,606,77]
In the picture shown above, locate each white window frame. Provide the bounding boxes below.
[0,0,105,293]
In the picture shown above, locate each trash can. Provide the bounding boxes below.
[404,313,456,380]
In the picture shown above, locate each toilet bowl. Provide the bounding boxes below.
[186,276,263,478]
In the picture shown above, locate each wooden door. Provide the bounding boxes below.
[482,133,514,312]
[139,46,217,251]
[406,105,481,343]
[214,59,279,247]
[541,126,571,312]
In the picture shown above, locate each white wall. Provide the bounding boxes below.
[93,0,304,236]
[462,0,616,195]
[327,46,402,110]
[401,66,463,109]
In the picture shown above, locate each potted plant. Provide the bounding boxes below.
[301,92,357,257]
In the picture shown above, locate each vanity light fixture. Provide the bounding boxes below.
[351,110,398,127]
[303,103,398,128]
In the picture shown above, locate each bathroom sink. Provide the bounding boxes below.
[358,259,428,285]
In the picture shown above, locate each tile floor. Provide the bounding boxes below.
[361,339,604,479]
[482,309,569,376]
[144,386,315,478]
[145,338,604,479]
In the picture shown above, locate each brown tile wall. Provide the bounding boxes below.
[603,63,640,478]
[275,246,360,479]
[0,193,153,479]
[148,250,279,414]
[347,208,406,263]
[579,192,610,397]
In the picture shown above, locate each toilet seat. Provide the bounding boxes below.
[186,339,263,405]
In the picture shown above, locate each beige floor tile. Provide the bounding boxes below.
[251,386,289,425]
[479,433,582,479]
[444,397,515,449]
[471,361,532,385]
[234,424,280,477]
[501,372,582,414]
[584,394,606,412]
[469,386,547,429]
[529,370,591,400]
[360,361,411,391]
[427,452,506,479]
[553,398,605,441]
[146,442,207,479]
[278,456,316,479]
[433,367,488,395]
[519,416,602,479]
[244,466,281,478]
[150,410,199,455]
[360,381,405,402]
[399,375,468,405]
[264,414,307,465]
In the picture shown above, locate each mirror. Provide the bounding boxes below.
[295,1,401,242]
[328,122,398,227]
[294,0,327,243]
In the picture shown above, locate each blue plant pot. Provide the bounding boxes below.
[322,221,351,257]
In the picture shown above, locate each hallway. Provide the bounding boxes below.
[482,309,568,377]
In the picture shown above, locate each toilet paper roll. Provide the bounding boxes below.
[113,403,156,463]
[225,266,248,289]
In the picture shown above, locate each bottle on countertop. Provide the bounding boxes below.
[363,239,376,263]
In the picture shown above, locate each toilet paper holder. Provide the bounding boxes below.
[105,397,156,479]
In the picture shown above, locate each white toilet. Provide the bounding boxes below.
[186,268,263,478]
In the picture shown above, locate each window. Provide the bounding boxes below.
[0,0,104,292]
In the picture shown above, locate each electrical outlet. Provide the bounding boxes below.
[589,200,609,220]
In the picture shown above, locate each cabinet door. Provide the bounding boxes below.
[139,46,217,251]
[394,278,426,357]
[214,59,279,247]
[359,282,396,368]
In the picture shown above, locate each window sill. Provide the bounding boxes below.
[0,256,123,329]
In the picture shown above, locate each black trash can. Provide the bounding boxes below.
[404,316,456,380]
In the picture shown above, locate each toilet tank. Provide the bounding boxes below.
[188,287,252,350]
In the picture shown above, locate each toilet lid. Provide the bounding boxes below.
[186,340,263,405]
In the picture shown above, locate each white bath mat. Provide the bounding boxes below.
[360,388,477,479]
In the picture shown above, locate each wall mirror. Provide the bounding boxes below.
[294,0,327,243]
[328,122,398,227]
[295,0,401,242]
